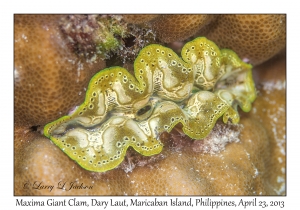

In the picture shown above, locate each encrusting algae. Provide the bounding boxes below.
[14,14,286,195]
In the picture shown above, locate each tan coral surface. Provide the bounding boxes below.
[150,15,214,43]
[202,15,286,65]
[14,15,106,127]
[122,14,286,65]
[246,52,286,195]
[122,14,160,24]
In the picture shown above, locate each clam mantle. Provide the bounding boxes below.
[44,37,256,172]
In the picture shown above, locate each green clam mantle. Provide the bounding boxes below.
[44,37,256,172]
